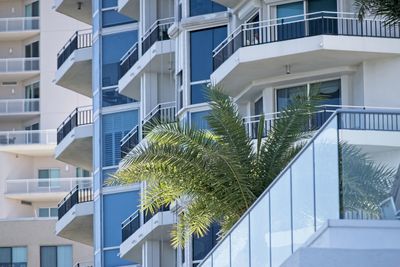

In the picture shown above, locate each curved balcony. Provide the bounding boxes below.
[55,106,93,170]
[55,29,92,97]
[0,17,40,40]
[4,177,92,202]
[56,184,94,246]
[211,12,400,98]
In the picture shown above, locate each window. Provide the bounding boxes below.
[191,111,210,130]
[25,1,39,17]
[189,0,226,17]
[102,88,134,107]
[276,79,341,111]
[102,31,138,87]
[0,247,27,267]
[102,110,138,166]
[38,208,58,218]
[192,223,220,261]
[76,167,91,177]
[38,169,60,188]
[254,97,263,115]
[40,246,72,267]
[190,26,227,104]
[25,82,40,99]
[25,41,39,58]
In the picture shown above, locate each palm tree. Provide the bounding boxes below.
[112,87,316,247]
[355,0,400,24]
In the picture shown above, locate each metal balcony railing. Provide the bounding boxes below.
[119,42,138,79]
[121,205,171,242]
[58,184,93,220]
[57,29,92,69]
[142,102,177,138]
[213,11,400,70]
[0,129,56,146]
[57,106,93,144]
[141,17,174,54]
[5,177,92,196]
[120,125,139,159]
[0,99,39,114]
[0,58,39,72]
[0,17,39,32]
[198,107,400,267]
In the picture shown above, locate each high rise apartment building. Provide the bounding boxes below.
[0,0,93,266]
[53,0,400,267]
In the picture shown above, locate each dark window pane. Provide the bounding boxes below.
[192,223,220,261]
[102,89,135,107]
[255,97,263,115]
[191,111,210,130]
[311,79,341,106]
[102,31,138,87]
[102,0,118,8]
[40,247,57,267]
[276,85,307,111]
[0,248,11,264]
[102,10,134,28]
[191,83,209,104]
[189,0,226,17]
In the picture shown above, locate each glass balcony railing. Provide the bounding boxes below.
[57,29,92,69]
[0,58,39,72]
[141,17,174,54]
[119,42,138,79]
[57,106,93,144]
[5,177,92,197]
[0,17,39,32]
[213,11,400,70]
[58,184,93,220]
[0,129,56,146]
[120,125,139,159]
[0,99,39,114]
[121,205,171,242]
[199,108,400,267]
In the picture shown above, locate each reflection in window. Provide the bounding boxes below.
[189,0,226,17]
[40,246,72,267]
[102,31,138,87]
[192,223,220,261]
[102,10,134,28]
[102,88,135,107]
[191,111,210,130]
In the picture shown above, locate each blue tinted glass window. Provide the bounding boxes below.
[276,85,307,111]
[102,88,135,107]
[102,110,138,166]
[102,31,138,87]
[311,79,341,106]
[191,111,210,130]
[190,0,226,16]
[193,223,220,261]
[103,191,140,247]
[102,10,134,28]
[191,83,209,104]
[190,26,226,104]
[104,249,135,266]
[102,0,117,8]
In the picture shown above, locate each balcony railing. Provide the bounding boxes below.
[243,105,337,139]
[120,125,139,159]
[57,106,93,144]
[121,205,171,242]
[0,129,56,146]
[142,102,177,138]
[5,177,92,196]
[0,99,39,114]
[141,17,174,54]
[58,184,93,220]
[57,29,92,69]
[119,42,138,79]
[199,108,400,267]
[0,58,39,72]
[0,17,40,32]
[213,11,400,70]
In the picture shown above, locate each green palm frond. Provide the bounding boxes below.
[354,0,400,24]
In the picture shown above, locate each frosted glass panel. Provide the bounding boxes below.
[212,237,230,267]
[231,216,249,267]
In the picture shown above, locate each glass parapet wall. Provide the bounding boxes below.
[199,108,400,267]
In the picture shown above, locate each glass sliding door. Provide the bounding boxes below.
[38,169,60,188]
[277,2,305,41]
[24,1,39,29]
[25,82,39,112]
[25,122,39,144]
[276,85,307,112]
[308,0,338,35]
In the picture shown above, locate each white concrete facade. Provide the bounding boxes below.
[0,0,92,266]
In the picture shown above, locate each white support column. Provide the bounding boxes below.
[142,72,159,118]
[262,87,274,113]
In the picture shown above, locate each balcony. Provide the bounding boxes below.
[0,129,56,156]
[56,185,93,246]
[0,99,40,119]
[120,102,177,159]
[55,30,92,97]
[211,12,400,98]
[4,177,92,202]
[120,205,175,262]
[0,57,40,81]
[74,262,93,267]
[119,18,174,99]
[118,0,140,20]
[0,17,40,40]
[54,0,92,25]
[55,106,93,171]
[198,108,400,267]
